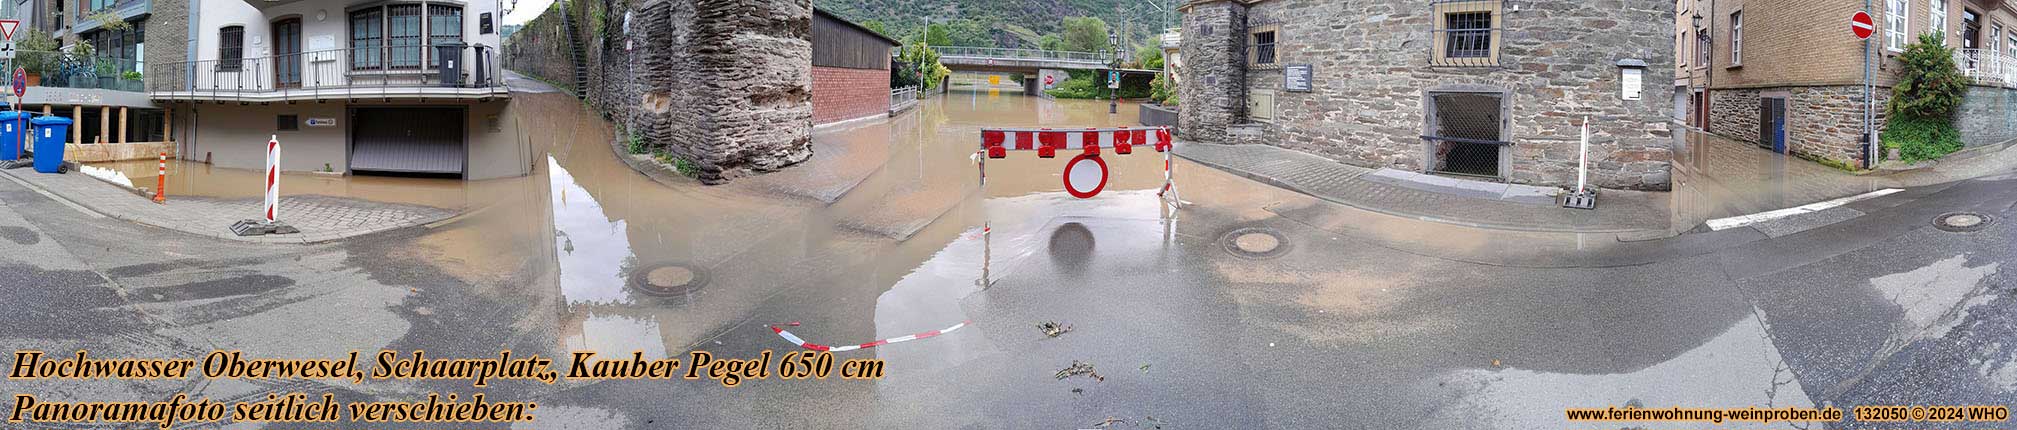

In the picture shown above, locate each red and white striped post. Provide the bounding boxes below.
[264,135,280,223]
[152,152,166,203]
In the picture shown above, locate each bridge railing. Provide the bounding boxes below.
[935,46,1109,63]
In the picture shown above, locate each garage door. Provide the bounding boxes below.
[350,108,465,176]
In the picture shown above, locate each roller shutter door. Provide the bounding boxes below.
[349,108,465,176]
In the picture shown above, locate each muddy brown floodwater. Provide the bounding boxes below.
[358,88,1181,366]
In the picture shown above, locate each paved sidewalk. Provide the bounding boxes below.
[1175,141,1672,233]
[0,166,456,244]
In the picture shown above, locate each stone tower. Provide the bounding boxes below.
[1177,0,1246,142]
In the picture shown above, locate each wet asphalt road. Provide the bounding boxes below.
[0,90,2013,429]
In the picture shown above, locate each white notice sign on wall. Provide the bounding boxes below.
[1621,68,1643,101]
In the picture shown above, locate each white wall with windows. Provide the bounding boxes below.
[185,0,505,90]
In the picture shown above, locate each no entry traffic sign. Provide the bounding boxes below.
[1852,11,1875,40]
[1063,153,1109,199]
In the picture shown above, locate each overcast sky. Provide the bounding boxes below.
[504,0,556,25]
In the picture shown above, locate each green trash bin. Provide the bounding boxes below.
[32,115,73,173]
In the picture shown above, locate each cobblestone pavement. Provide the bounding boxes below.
[0,166,456,244]
[1175,141,1674,233]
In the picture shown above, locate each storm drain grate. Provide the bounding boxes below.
[1221,227,1292,260]
[1933,212,1993,232]
[629,263,709,298]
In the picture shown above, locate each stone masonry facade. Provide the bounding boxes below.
[1177,1,1246,144]
[1179,0,1677,190]
[812,66,892,125]
[1708,86,1889,166]
[508,0,813,184]
[1957,86,2017,147]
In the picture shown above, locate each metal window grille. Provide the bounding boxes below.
[429,5,464,68]
[1424,92,1508,178]
[1253,31,1277,65]
[388,5,424,70]
[219,26,244,72]
[1431,1,1502,67]
[1445,13,1491,58]
[351,9,383,70]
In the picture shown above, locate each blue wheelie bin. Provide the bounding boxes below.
[0,111,27,161]
[31,115,73,173]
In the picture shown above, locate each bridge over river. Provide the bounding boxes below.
[935,46,1162,93]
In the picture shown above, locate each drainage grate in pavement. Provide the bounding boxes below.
[630,262,708,298]
[1221,227,1292,259]
[1933,212,1993,232]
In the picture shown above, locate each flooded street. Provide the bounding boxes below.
[4,83,2012,429]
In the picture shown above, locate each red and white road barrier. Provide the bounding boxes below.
[974,126,1180,205]
[768,320,970,352]
[264,136,279,223]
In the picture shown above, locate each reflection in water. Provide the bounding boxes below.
[404,88,1159,360]
[1047,222,1095,276]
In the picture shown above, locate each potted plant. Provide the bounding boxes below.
[14,30,59,86]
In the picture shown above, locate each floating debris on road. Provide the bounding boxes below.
[1038,321,1073,338]
[1057,361,1104,382]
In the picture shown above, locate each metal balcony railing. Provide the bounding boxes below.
[1955,48,2017,85]
[146,44,506,100]
[2,51,148,92]
[935,46,1110,64]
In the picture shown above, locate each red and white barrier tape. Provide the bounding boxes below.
[768,320,970,352]
[981,126,1172,152]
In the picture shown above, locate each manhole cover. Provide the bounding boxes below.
[1221,227,1291,259]
[629,263,708,297]
[1934,212,1993,232]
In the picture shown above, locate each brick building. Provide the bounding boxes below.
[812,9,900,126]
[1178,0,1677,190]
[1682,0,2017,167]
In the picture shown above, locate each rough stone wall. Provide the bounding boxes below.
[1709,89,1762,145]
[1177,0,1244,143]
[507,0,812,183]
[1709,86,1888,167]
[1190,0,1676,190]
[812,66,891,125]
[502,6,576,93]
[1958,85,2017,147]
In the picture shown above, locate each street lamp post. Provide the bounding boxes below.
[1109,30,1120,114]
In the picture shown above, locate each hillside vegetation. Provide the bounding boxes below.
[816,0,1176,51]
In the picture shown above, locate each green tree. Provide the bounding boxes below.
[938,19,993,47]
[1133,43,1163,70]
[1881,32,1970,162]
[1039,34,1065,52]
[1060,17,1111,53]
[861,20,889,37]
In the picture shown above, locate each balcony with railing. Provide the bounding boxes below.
[7,51,148,92]
[1956,48,2017,86]
[147,44,509,103]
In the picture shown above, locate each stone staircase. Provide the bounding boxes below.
[559,0,589,100]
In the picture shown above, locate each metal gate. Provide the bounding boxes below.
[349,107,466,176]
[1424,92,1508,179]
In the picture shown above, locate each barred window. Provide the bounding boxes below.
[1445,12,1492,58]
[388,4,424,69]
[350,9,383,70]
[1432,1,1502,67]
[219,26,244,72]
[1247,23,1281,68]
[428,5,463,68]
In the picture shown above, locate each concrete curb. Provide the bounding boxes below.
[0,167,460,245]
[1172,145,1673,236]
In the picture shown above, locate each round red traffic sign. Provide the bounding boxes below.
[1852,11,1876,40]
[1062,153,1108,199]
[1044,75,1056,86]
